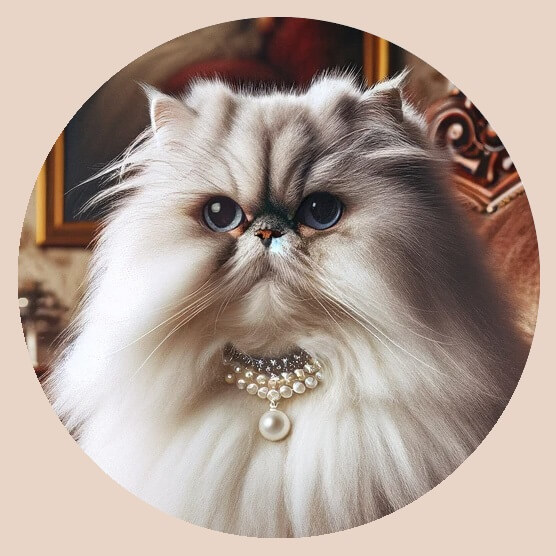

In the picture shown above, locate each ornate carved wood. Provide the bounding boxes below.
[426,90,524,214]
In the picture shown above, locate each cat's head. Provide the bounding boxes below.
[93,74,454,361]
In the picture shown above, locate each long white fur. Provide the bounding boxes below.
[46,74,527,537]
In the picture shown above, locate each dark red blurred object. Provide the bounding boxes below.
[162,18,361,94]
[164,59,285,95]
[264,18,350,85]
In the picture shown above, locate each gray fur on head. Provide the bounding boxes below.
[47,73,527,537]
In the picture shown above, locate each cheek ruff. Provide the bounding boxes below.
[223,344,324,441]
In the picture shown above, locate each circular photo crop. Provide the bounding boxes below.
[18,17,539,537]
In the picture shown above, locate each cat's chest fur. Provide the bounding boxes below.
[77,366,473,537]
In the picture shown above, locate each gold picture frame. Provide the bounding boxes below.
[36,132,97,247]
[363,33,390,84]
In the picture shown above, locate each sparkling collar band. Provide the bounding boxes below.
[223,344,313,376]
[222,344,324,442]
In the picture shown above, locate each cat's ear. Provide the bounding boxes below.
[365,88,403,122]
[362,69,410,123]
[141,84,195,139]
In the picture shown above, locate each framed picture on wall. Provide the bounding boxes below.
[36,133,98,247]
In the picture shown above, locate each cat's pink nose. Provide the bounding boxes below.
[255,228,283,247]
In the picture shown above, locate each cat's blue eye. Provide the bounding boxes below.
[295,192,343,230]
[203,196,245,232]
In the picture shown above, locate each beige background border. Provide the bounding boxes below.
[2,2,554,554]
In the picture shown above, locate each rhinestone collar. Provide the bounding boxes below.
[223,344,313,377]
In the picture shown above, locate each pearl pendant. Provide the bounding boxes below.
[223,346,324,441]
[258,408,291,441]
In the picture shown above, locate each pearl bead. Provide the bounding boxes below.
[279,385,293,398]
[246,383,258,395]
[310,358,322,369]
[224,373,235,384]
[256,374,267,385]
[245,370,254,379]
[234,365,242,374]
[257,386,269,399]
[304,363,315,374]
[267,389,280,402]
[258,409,291,441]
[315,371,323,381]
[295,369,306,380]
[236,378,247,390]
[268,378,278,388]
[293,381,306,394]
[305,376,317,389]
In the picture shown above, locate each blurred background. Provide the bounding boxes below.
[19,17,536,375]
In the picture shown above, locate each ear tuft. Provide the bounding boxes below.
[140,84,194,136]
[363,68,410,123]
[373,87,404,122]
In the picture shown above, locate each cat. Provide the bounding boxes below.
[45,73,528,537]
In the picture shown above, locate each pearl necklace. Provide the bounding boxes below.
[223,344,324,441]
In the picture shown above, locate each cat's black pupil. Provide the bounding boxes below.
[203,196,243,231]
[297,192,342,230]
[309,196,338,224]
[209,200,232,227]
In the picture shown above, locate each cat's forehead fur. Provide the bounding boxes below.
[148,74,422,212]
[183,74,410,132]
[187,75,363,112]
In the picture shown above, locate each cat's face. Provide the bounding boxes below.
[104,76,449,358]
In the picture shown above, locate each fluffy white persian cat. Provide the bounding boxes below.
[47,74,527,537]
